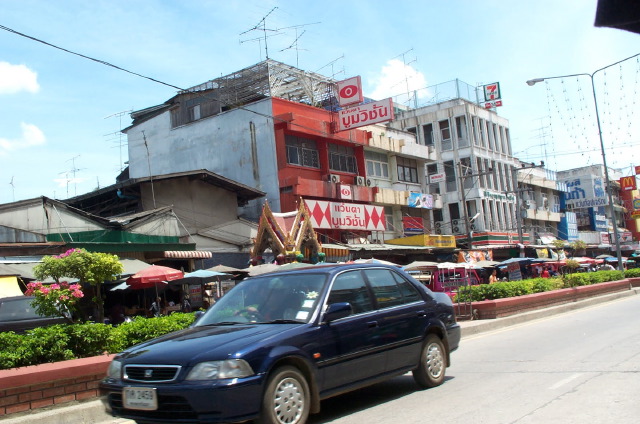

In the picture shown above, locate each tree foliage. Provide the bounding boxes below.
[33,249,124,322]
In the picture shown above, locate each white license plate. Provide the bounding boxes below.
[123,387,158,410]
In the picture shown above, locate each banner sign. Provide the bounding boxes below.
[562,176,608,208]
[429,172,446,184]
[336,76,364,107]
[407,192,433,209]
[337,98,394,131]
[482,82,503,108]
[403,217,424,235]
[304,199,386,231]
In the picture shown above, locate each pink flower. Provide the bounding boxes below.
[50,284,60,290]
[40,287,50,295]
[69,284,81,291]
[59,295,69,301]
[72,290,83,298]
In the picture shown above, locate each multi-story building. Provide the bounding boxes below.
[557,165,633,251]
[388,82,521,249]
[122,60,446,257]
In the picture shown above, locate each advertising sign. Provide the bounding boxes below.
[429,172,446,184]
[620,175,637,191]
[339,184,352,200]
[336,76,364,107]
[337,98,394,131]
[407,192,434,209]
[562,176,608,209]
[635,165,640,175]
[402,217,424,235]
[507,262,522,281]
[482,82,503,108]
[304,199,386,231]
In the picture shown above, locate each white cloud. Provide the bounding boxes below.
[0,62,40,95]
[369,59,427,102]
[0,123,46,154]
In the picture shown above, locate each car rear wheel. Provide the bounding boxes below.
[257,366,310,424]
[413,334,446,388]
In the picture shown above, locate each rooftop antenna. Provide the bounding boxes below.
[9,176,15,201]
[316,55,345,79]
[276,21,321,68]
[104,109,132,172]
[239,6,279,60]
[65,155,87,196]
[392,48,417,106]
[142,131,157,209]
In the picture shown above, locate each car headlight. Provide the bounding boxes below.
[186,359,254,381]
[106,360,122,379]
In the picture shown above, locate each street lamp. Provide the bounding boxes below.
[526,52,640,271]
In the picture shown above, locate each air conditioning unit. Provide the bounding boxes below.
[356,176,366,186]
[451,219,461,227]
[328,174,340,183]
[435,221,444,230]
[452,226,461,234]
[366,178,372,186]
[523,200,532,208]
[435,228,443,235]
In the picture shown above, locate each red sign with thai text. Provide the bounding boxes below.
[337,98,394,131]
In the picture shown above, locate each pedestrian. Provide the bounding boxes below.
[541,267,551,278]
[182,295,192,313]
[489,269,498,284]
[149,297,162,317]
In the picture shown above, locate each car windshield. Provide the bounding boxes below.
[196,272,328,325]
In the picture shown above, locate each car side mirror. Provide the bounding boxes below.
[323,302,353,323]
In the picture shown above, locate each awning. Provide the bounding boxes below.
[162,251,212,259]
[0,276,24,298]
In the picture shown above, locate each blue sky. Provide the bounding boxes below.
[1,0,638,204]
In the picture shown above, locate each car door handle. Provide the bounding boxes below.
[416,311,427,318]
[367,321,379,328]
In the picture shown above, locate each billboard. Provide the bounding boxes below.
[304,199,386,231]
[562,175,608,209]
[407,192,433,209]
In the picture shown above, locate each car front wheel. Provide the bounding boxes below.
[413,334,446,388]
[257,366,310,424]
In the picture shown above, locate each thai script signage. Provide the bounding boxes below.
[336,76,364,107]
[407,192,433,209]
[304,199,386,231]
[561,176,608,209]
[620,175,637,191]
[403,216,424,235]
[337,98,394,131]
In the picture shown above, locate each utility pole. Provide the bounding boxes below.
[458,163,493,250]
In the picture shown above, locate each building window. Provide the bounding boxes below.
[329,144,357,173]
[422,123,434,146]
[426,163,440,194]
[188,104,201,122]
[397,157,419,183]
[285,135,320,168]
[365,151,389,178]
[439,119,452,150]
[456,116,469,147]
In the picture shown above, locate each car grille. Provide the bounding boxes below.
[108,392,198,420]
[124,364,181,382]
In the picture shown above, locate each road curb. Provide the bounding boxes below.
[0,399,122,424]
[459,287,640,337]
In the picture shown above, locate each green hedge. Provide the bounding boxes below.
[0,312,195,370]
[455,269,633,303]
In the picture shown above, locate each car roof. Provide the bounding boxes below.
[249,263,402,278]
[0,296,33,302]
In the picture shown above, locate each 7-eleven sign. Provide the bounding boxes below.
[483,82,501,101]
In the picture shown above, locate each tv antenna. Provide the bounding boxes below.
[392,48,417,106]
[277,21,321,68]
[316,55,345,80]
[104,109,132,172]
[239,6,279,60]
[9,176,15,202]
[59,155,87,197]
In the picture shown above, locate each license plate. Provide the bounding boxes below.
[123,387,158,410]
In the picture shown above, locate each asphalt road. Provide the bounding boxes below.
[5,290,639,424]
[306,294,640,423]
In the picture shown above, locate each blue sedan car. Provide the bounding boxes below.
[100,263,461,424]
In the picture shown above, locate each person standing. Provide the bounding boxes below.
[489,269,498,284]
[150,297,162,317]
[182,295,192,313]
[541,267,551,278]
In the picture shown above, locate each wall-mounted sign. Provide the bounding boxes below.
[635,165,640,175]
[337,98,394,131]
[429,172,446,184]
[562,176,608,208]
[336,76,364,107]
[339,184,353,200]
[304,199,386,231]
[402,217,424,235]
[407,192,433,209]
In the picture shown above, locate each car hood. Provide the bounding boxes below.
[118,323,300,365]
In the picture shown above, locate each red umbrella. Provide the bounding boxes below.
[126,265,184,289]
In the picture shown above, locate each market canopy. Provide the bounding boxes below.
[126,265,184,290]
[169,269,229,286]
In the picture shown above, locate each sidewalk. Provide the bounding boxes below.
[3,287,638,424]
